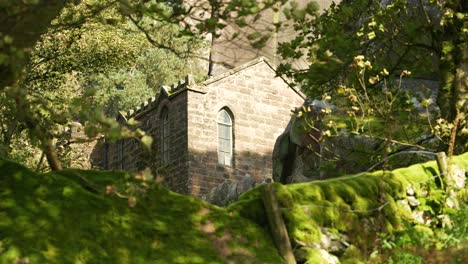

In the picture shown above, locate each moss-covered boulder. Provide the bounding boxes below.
[229,152,468,263]
[0,160,282,263]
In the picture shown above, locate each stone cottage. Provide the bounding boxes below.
[104,57,305,196]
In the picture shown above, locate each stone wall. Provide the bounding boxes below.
[156,92,190,194]
[105,90,190,194]
[187,60,304,196]
[105,59,304,197]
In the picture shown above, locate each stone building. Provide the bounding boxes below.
[104,57,304,196]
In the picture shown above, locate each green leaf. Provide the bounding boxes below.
[247,31,261,40]
[127,118,139,126]
[249,6,259,14]
[140,135,153,150]
[442,41,454,55]
[235,18,247,27]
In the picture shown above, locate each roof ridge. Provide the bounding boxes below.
[199,57,269,86]
[197,57,305,99]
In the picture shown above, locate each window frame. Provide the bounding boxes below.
[217,108,234,167]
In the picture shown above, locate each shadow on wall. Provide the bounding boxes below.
[173,149,273,194]
[89,142,276,203]
[88,132,425,207]
[186,149,275,206]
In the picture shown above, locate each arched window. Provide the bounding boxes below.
[161,107,170,165]
[217,109,233,166]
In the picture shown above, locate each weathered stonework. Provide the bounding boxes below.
[103,58,304,197]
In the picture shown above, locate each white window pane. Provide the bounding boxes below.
[219,139,225,151]
[217,110,232,125]
[222,139,231,153]
[218,139,224,151]
[223,126,231,139]
[218,152,225,165]
[224,154,231,166]
[224,140,230,152]
[161,109,170,165]
[217,109,233,166]
[219,125,232,140]
[218,126,224,138]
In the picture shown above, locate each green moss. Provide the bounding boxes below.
[303,248,327,264]
[413,225,434,239]
[3,152,466,263]
[232,152,468,262]
[451,153,468,168]
[227,185,267,226]
[341,245,365,264]
[0,159,282,264]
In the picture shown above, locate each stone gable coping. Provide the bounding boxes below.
[194,57,305,99]
[120,57,305,122]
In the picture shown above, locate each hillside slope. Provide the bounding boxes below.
[0,160,281,264]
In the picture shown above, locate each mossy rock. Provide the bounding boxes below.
[341,245,365,264]
[2,152,466,263]
[231,152,468,263]
[0,159,282,263]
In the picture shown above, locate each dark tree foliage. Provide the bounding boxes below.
[277,0,467,153]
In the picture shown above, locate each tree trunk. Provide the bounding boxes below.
[453,43,468,152]
[262,184,296,264]
[44,138,62,171]
[437,1,467,153]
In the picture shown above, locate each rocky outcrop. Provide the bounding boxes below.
[204,175,272,206]
[294,227,349,264]
[272,99,324,184]
[272,99,382,183]
[273,78,442,184]
[318,133,385,176]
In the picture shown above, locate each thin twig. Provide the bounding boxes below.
[448,109,460,158]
